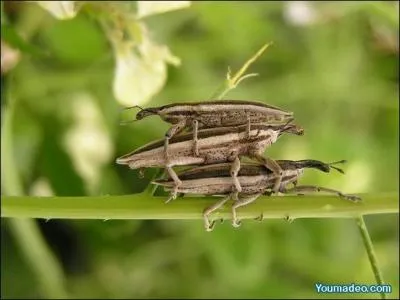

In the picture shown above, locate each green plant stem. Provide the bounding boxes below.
[356,216,387,300]
[2,193,398,220]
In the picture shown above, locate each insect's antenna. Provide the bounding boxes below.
[327,160,347,174]
[123,105,144,111]
[119,105,145,126]
[119,119,140,125]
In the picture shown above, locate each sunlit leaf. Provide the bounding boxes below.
[35,1,78,20]
[137,1,191,19]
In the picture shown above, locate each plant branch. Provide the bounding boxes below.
[356,216,387,299]
[2,193,398,221]
[209,42,273,100]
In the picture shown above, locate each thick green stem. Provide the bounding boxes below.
[2,193,398,221]
[356,216,387,300]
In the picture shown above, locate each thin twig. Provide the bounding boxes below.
[209,42,273,100]
[356,216,387,300]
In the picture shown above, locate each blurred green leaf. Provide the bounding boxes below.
[1,24,47,57]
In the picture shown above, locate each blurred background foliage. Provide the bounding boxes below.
[1,1,399,299]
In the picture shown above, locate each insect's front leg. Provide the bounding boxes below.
[165,166,183,203]
[231,193,262,228]
[203,194,231,232]
[164,118,187,160]
[250,153,283,194]
[283,185,361,202]
[192,119,199,156]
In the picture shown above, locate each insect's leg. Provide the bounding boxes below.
[164,118,187,160]
[230,156,242,192]
[192,119,199,156]
[231,193,261,228]
[165,166,182,203]
[251,153,283,194]
[283,185,361,202]
[203,195,231,232]
[254,212,264,222]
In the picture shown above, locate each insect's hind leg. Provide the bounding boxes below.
[251,153,283,195]
[231,193,262,228]
[283,185,361,202]
[203,194,232,232]
[165,166,182,203]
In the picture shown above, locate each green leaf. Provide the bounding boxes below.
[1,24,47,57]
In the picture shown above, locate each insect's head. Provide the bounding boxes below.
[119,106,159,125]
[295,159,347,174]
[135,107,159,120]
[277,119,304,136]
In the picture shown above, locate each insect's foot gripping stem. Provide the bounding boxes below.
[202,195,231,232]
[231,193,261,229]
[232,219,242,228]
[165,190,177,204]
[165,166,182,204]
[205,220,216,232]
[254,213,264,222]
[340,193,362,202]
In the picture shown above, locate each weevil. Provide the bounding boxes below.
[152,159,361,231]
[124,100,294,159]
[116,122,304,202]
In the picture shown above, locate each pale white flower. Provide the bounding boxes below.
[137,1,191,19]
[112,25,180,107]
[284,1,317,26]
[35,1,78,20]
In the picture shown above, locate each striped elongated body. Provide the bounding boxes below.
[152,159,360,231]
[136,100,294,128]
[116,123,302,169]
[132,100,296,160]
[153,161,304,195]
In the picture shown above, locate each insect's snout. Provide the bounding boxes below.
[136,108,158,120]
